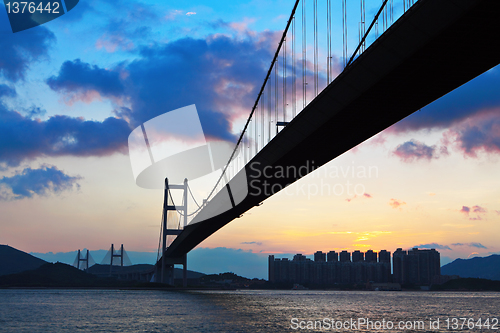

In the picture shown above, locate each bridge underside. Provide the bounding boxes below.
[164,0,500,259]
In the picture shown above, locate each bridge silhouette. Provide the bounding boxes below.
[155,0,500,285]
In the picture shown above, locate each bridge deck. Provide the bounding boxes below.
[163,0,500,259]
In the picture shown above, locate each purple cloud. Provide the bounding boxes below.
[346,193,372,202]
[414,243,451,250]
[47,32,282,141]
[459,205,487,220]
[241,241,263,246]
[0,103,130,168]
[0,165,81,200]
[452,242,487,249]
[393,139,447,162]
[444,111,500,157]
[472,205,487,214]
[460,206,471,215]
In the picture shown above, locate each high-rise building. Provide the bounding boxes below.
[339,250,351,262]
[352,250,364,262]
[269,248,435,286]
[327,251,338,262]
[378,250,391,263]
[314,251,326,262]
[269,250,393,285]
[293,254,307,261]
[392,248,440,286]
[393,248,407,284]
[365,250,377,263]
[269,255,275,282]
[378,250,391,281]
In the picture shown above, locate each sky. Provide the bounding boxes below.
[0,0,499,279]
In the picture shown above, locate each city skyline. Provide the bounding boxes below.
[1,0,499,278]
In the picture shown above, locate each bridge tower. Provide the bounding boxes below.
[76,249,90,270]
[109,243,124,276]
[157,177,188,287]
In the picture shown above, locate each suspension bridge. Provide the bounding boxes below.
[154,0,500,285]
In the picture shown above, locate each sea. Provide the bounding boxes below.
[0,289,499,332]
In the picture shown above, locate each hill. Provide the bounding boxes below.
[0,262,133,288]
[441,254,500,280]
[0,244,47,276]
[86,264,205,279]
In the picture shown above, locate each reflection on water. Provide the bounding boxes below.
[0,289,499,332]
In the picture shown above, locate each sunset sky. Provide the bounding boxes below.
[1,0,499,278]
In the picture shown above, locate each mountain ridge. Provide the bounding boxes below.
[0,244,47,276]
[441,254,500,280]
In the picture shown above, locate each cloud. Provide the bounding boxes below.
[0,165,81,200]
[46,59,125,103]
[393,139,447,162]
[165,9,184,21]
[186,12,196,16]
[459,205,487,220]
[0,103,130,168]
[206,18,257,36]
[346,193,372,202]
[94,22,152,54]
[241,241,263,246]
[0,26,55,82]
[444,110,500,157]
[86,1,159,53]
[414,243,452,250]
[472,205,487,214]
[23,106,46,119]
[388,198,406,209]
[460,206,471,215]
[386,68,500,159]
[452,242,487,249]
[48,32,284,141]
[95,34,135,53]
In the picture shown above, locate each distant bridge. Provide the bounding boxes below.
[156,0,500,284]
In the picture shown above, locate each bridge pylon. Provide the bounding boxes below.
[109,243,125,276]
[157,177,188,287]
[76,249,90,270]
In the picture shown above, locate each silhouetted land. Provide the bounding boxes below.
[441,254,500,280]
[0,262,137,288]
[0,245,47,276]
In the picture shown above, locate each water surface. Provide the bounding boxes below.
[0,289,498,332]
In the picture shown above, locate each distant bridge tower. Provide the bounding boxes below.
[157,178,188,287]
[73,249,94,270]
[77,249,89,270]
[110,243,124,276]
